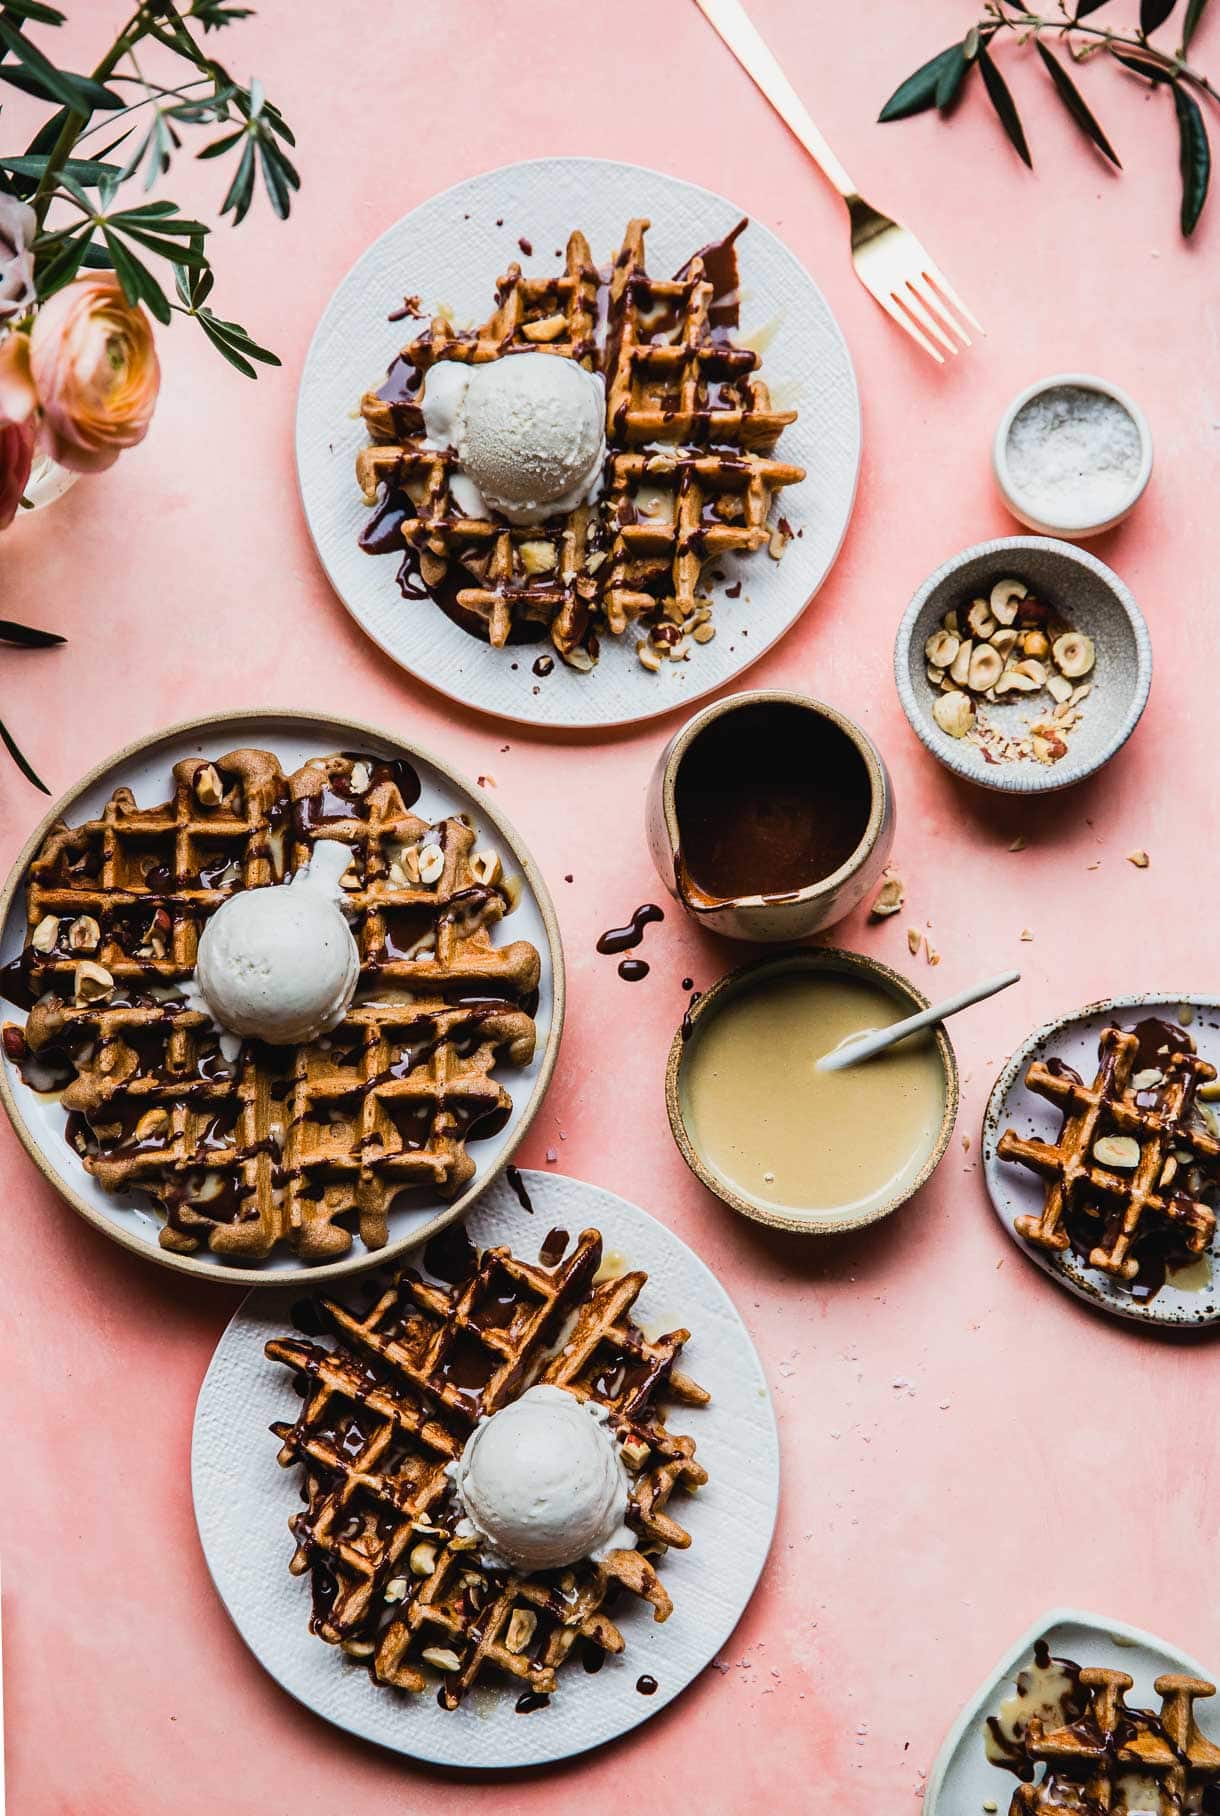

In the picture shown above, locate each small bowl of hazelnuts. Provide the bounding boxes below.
[893,535,1152,795]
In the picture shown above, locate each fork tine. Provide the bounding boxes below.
[873,287,944,364]
[920,256,982,334]
[907,274,971,349]
[898,282,961,357]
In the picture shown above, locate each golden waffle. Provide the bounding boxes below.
[355,218,804,668]
[1009,1667,1220,1813]
[264,1223,708,1708]
[4,748,539,1263]
[997,1020,1220,1284]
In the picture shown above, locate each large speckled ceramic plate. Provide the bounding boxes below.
[192,1171,779,1769]
[0,710,563,1286]
[296,156,860,729]
[982,994,1220,1329]
[926,1607,1220,1813]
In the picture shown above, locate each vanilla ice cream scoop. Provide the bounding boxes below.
[193,839,359,1047]
[421,352,605,525]
[447,1384,635,1573]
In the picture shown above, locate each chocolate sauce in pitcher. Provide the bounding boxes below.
[674,702,872,903]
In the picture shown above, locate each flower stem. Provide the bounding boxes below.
[31,5,148,229]
[990,7,1220,105]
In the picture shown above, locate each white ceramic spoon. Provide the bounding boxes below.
[816,970,1021,1073]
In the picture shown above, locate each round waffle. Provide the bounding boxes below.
[0,711,563,1284]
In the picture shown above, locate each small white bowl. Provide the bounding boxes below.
[992,372,1153,540]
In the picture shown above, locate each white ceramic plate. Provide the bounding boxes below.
[191,1171,780,1768]
[0,710,563,1285]
[926,1606,1220,1813]
[296,156,861,730]
[982,994,1220,1329]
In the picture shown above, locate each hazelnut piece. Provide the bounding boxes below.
[420,1647,462,1674]
[74,959,114,1004]
[194,763,224,808]
[1052,631,1095,679]
[67,914,101,953]
[966,598,997,640]
[1093,1134,1141,1170]
[418,843,445,887]
[469,849,502,888]
[505,1609,538,1655]
[949,639,974,686]
[925,629,960,669]
[31,914,59,953]
[989,578,1028,626]
[968,645,1003,692]
[869,873,905,918]
[932,691,974,739]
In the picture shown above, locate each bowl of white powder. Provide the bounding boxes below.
[993,373,1152,539]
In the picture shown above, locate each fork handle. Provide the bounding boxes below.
[693,0,858,200]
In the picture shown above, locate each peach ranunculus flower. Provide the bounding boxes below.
[29,276,160,474]
[0,330,37,529]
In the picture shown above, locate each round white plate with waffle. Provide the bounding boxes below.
[192,1170,780,1769]
[0,709,563,1286]
[982,994,1220,1330]
[296,156,860,730]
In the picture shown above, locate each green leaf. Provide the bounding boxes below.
[33,227,93,295]
[1140,0,1177,30]
[0,718,50,793]
[0,18,123,112]
[978,44,1033,167]
[1076,0,1114,13]
[1173,82,1211,233]
[1183,0,1211,47]
[190,0,254,28]
[197,126,245,159]
[4,0,66,24]
[79,241,112,269]
[879,44,970,121]
[935,53,967,110]
[1110,45,1174,79]
[0,153,121,185]
[117,223,209,265]
[0,620,65,647]
[197,313,257,376]
[219,134,256,222]
[1035,39,1121,166]
[102,227,171,323]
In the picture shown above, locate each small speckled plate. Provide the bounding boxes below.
[192,1171,779,1768]
[894,536,1152,793]
[982,994,1220,1329]
[926,1607,1220,1814]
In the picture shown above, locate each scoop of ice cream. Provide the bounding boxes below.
[447,1384,635,1573]
[193,840,359,1046]
[420,352,605,525]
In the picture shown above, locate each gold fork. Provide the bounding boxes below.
[693,0,981,362]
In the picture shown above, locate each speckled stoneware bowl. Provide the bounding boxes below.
[665,947,958,1235]
[894,536,1151,794]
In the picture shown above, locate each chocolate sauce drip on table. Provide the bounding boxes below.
[596,904,664,956]
[581,1641,605,1674]
[532,654,554,678]
[680,989,703,1040]
[635,1674,658,1696]
[505,1164,534,1215]
[674,702,872,903]
[618,958,649,982]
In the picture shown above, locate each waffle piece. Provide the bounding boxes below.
[265,1225,708,1708]
[1008,1667,1220,1813]
[356,218,804,667]
[7,748,539,1263]
[997,1022,1220,1284]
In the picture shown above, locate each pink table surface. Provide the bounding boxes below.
[3,2,1218,1809]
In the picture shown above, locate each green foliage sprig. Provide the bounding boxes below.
[0,0,298,371]
[880,0,1214,235]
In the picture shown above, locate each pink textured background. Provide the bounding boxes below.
[2,2,1217,1810]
